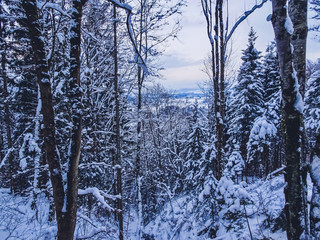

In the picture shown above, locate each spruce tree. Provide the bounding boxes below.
[305,70,320,147]
[184,101,207,190]
[226,27,264,175]
[246,42,282,177]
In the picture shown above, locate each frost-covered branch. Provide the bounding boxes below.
[76,227,107,240]
[106,0,148,73]
[38,2,71,18]
[0,122,34,168]
[201,0,214,45]
[78,187,120,211]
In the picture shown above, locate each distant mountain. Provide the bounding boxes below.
[172,88,205,99]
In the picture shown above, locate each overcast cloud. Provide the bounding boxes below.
[158,0,320,89]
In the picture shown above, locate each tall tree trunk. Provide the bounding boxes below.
[0,16,14,192]
[22,0,86,239]
[21,0,66,237]
[214,0,223,179]
[136,1,146,238]
[59,0,86,239]
[201,0,223,180]
[288,0,309,235]
[136,65,143,240]
[271,1,304,239]
[217,0,225,180]
[201,0,269,180]
[113,4,124,240]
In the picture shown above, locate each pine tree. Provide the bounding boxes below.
[247,116,277,177]
[246,42,282,177]
[305,70,320,148]
[226,27,264,174]
[184,101,207,190]
[224,149,245,183]
[263,42,282,171]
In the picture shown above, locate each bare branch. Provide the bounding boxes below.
[225,0,268,44]
[106,0,149,74]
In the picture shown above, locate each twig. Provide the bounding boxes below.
[244,204,253,240]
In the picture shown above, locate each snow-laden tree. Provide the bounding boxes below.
[262,42,283,171]
[226,27,264,167]
[0,0,44,195]
[305,70,320,148]
[263,42,281,109]
[215,177,251,238]
[184,101,207,190]
[224,149,245,183]
[247,116,277,177]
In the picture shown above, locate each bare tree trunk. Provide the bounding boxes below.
[22,0,86,239]
[58,0,86,239]
[271,1,304,239]
[21,0,65,236]
[113,4,124,240]
[201,0,223,180]
[136,2,146,238]
[201,0,269,180]
[217,0,225,180]
[288,0,309,235]
[136,64,143,240]
[0,17,14,192]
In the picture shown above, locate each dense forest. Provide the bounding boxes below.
[0,0,320,239]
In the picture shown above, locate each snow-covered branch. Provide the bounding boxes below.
[106,0,148,74]
[78,187,120,211]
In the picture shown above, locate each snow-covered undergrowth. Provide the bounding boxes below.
[144,174,287,240]
[0,189,118,240]
[0,189,56,239]
[0,174,288,240]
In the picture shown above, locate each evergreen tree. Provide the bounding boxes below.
[305,70,320,148]
[184,101,207,190]
[247,116,277,177]
[246,42,282,177]
[262,42,282,171]
[226,27,264,174]
[224,149,245,183]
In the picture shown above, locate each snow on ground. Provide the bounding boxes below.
[0,174,290,239]
[0,188,56,240]
[144,174,287,240]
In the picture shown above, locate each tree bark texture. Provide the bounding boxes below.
[288,0,308,98]
[113,4,124,240]
[22,0,86,239]
[288,0,309,235]
[21,0,66,236]
[0,15,14,192]
[201,0,224,180]
[271,0,303,239]
[58,0,86,239]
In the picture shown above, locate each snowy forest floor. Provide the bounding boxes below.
[0,173,313,240]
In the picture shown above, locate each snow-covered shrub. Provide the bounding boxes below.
[247,116,277,177]
[253,174,286,233]
[224,150,245,183]
[215,177,251,237]
[196,171,218,238]
[305,70,320,147]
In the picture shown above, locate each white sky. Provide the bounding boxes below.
[158,0,320,89]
